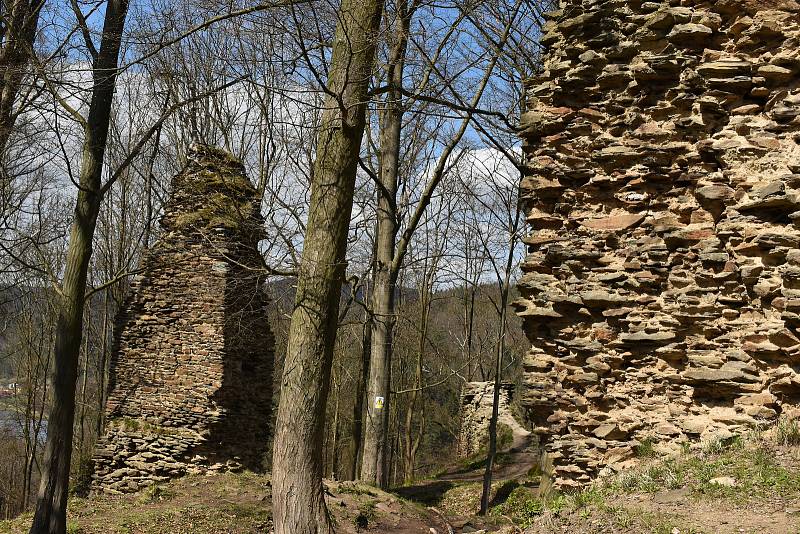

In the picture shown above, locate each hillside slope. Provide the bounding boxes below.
[3,424,800,533]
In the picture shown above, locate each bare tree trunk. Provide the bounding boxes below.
[479,144,524,515]
[360,2,409,489]
[95,291,109,439]
[271,0,384,531]
[360,0,511,480]
[480,291,507,515]
[349,308,371,481]
[464,284,476,380]
[403,280,429,483]
[30,2,130,532]
[329,382,340,480]
[77,325,89,458]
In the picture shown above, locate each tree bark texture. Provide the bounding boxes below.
[360,4,409,489]
[270,0,384,531]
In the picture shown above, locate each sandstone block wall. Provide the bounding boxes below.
[92,145,274,493]
[516,0,800,490]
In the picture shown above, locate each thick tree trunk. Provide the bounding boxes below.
[29,3,129,533]
[360,4,408,488]
[270,0,384,531]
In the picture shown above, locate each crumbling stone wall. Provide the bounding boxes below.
[516,0,800,490]
[92,145,274,493]
[458,382,518,457]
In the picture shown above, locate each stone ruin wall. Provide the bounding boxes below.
[515,0,800,490]
[92,145,274,493]
[458,382,520,457]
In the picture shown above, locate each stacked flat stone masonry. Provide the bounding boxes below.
[516,0,800,490]
[457,382,518,457]
[92,145,274,493]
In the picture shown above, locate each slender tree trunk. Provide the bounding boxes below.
[271,0,384,531]
[330,383,340,480]
[77,317,91,458]
[95,291,108,438]
[479,151,523,514]
[480,286,508,515]
[403,284,428,483]
[30,3,129,532]
[361,0,513,480]
[360,3,409,489]
[361,268,395,487]
[350,309,371,481]
[465,284,476,380]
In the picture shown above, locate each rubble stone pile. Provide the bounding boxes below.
[516,0,800,489]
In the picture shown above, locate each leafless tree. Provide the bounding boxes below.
[270,0,385,531]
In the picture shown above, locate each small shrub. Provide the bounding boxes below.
[71,456,94,498]
[490,486,543,527]
[354,500,377,528]
[702,434,738,455]
[777,416,800,446]
[497,423,514,451]
[635,437,656,458]
[571,487,604,509]
[526,463,543,479]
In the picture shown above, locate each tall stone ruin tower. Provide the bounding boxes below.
[92,145,274,493]
[517,0,800,489]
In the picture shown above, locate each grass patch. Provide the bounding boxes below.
[777,416,800,446]
[635,437,656,458]
[612,458,688,493]
[336,482,378,497]
[138,483,175,504]
[490,486,566,528]
[607,433,800,504]
[609,506,703,534]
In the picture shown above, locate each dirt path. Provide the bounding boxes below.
[393,423,538,533]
